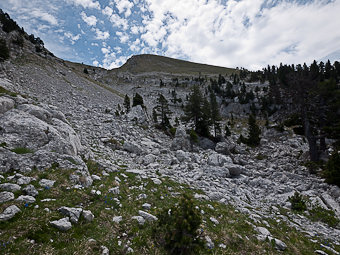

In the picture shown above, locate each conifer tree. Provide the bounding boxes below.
[123,94,131,113]
[155,94,171,128]
[132,93,144,107]
[246,114,261,147]
[210,93,222,137]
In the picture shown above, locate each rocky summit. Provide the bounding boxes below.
[0,10,340,255]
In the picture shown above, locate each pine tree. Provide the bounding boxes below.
[132,93,144,107]
[155,94,171,128]
[225,124,231,137]
[246,114,261,147]
[184,85,203,132]
[123,94,131,113]
[210,93,222,137]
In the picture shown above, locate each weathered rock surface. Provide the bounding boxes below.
[171,126,191,151]
[0,191,14,203]
[0,183,21,192]
[0,205,21,221]
[50,217,72,231]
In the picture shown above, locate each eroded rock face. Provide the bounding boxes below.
[0,101,87,174]
[0,205,21,221]
[127,105,149,124]
[0,97,15,114]
[171,126,191,151]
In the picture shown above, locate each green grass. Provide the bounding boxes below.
[0,85,17,97]
[0,164,339,255]
[10,147,34,154]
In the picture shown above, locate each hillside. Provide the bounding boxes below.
[113,54,236,76]
[0,10,340,255]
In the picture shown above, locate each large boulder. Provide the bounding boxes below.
[171,126,191,151]
[0,97,15,114]
[0,103,87,173]
[207,153,233,167]
[127,105,149,124]
[215,140,236,155]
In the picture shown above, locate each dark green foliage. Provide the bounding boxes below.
[123,94,131,113]
[160,79,165,87]
[152,108,158,123]
[224,124,231,137]
[155,94,172,128]
[210,93,221,137]
[0,39,9,61]
[11,147,34,154]
[323,151,340,187]
[0,10,22,33]
[308,205,339,228]
[132,93,144,107]
[83,68,89,74]
[153,194,204,255]
[189,129,198,143]
[169,127,176,137]
[245,114,261,147]
[28,34,44,45]
[288,192,307,212]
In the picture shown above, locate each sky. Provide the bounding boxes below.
[1,0,339,70]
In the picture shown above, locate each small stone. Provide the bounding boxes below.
[0,183,21,192]
[142,203,151,210]
[58,207,82,223]
[210,217,219,225]
[219,244,227,249]
[44,208,50,213]
[112,216,123,223]
[17,177,33,185]
[23,185,39,197]
[109,187,120,195]
[16,195,36,204]
[91,175,101,181]
[39,179,55,188]
[0,205,21,221]
[151,178,162,185]
[131,216,145,225]
[0,191,15,203]
[101,245,109,255]
[50,217,72,231]
[82,210,95,222]
[205,235,214,249]
[139,210,158,222]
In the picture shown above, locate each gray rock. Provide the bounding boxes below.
[22,184,39,197]
[0,205,21,221]
[151,178,162,185]
[131,215,145,225]
[101,245,110,255]
[0,183,21,192]
[215,141,234,155]
[204,166,230,178]
[205,235,214,249]
[58,206,83,223]
[126,105,149,124]
[0,191,14,203]
[138,210,158,222]
[16,195,36,204]
[123,141,142,155]
[268,237,287,251]
[143,154,156,165]
[39,179,55,188]
[227,164,245,177]
[199,137,215,150]
[315,250,329,255]
[82,210,94,222]
[112,216,123,223]
[256,226,271,236]
[142,203,151,210]
[210,217,219,225]
[17,176,33,185]
[175,150,190,162]
[321,193,340,218]
[50,217,72,231]
[207,153,232,167]
[0,97,15,114]
[171,126,191,151]
[109,187,120,195]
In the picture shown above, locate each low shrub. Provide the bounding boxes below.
[0,39,10,61]
[323,151,340,187]
[153,194,204,255]
[288,192,307,212]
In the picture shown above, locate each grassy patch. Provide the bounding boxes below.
[0,165,339,255]
[0,86,17,97]
[10,147,34,154]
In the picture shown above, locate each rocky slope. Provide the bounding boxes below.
[0,17,340,254]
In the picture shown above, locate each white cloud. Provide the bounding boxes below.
[114,0,134,17]
[81,11,97,26]
[93,60,99,66]
[64,32,81,44]
[138,0,340,69]
[94,28,110,40]
[30,9,58,26]
[66,0,100,10]
[116,31,129,43]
